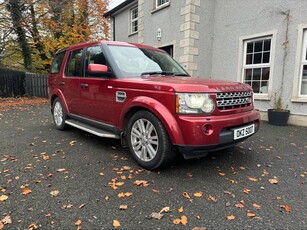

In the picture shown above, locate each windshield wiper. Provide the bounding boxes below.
[141,71,174,76]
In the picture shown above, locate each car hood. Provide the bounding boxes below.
[114,76,252,93]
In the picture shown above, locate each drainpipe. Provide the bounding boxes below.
[112,16,116,41]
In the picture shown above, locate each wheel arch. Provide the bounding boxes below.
[120,97,184,144]
[50,90,69,114]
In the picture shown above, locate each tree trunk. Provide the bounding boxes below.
[6,0,32,70]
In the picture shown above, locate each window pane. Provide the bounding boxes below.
[51,51,65,74]
[264,40,271,51]
[246,54,252,65]
[263,51,270,63]
[301,65,307,95]
[253,53,262,64]
[247,42,253,53]
[245,69,252,81]
[254,41,263,52]
[65,49,83,77]
[244,67,270,94]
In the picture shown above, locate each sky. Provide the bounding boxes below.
[108,0,126,10]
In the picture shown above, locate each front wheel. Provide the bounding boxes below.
[127,110,176,170]
[52,98,67,130]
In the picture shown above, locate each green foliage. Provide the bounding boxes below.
[272,93,289,112]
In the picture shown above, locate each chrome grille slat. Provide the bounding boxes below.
[216,91,252,110]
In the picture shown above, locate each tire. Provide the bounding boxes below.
[127,110,176,170]
[52,98,67,130]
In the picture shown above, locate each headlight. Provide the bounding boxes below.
[176,93,215,114]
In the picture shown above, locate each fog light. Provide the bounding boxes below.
[203,124,213,135]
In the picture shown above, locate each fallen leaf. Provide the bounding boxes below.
[50,190,59,197]
[57,168,66,172]
[227,215,236,220]
[69,140,77,146]
[253,203,261,209]
[235,203,244,208]
[22,188,32,195]
[2,215,12,224]
[0,195,8,202]
[0,222,3,230]
[219,172,226,176]
[269,178,278,184]
[43,155,50,161]
[280,205,292,212]
[181,215,188,225]
[28,223,38,229]
[134,180,149,187]
[160,207,171,213]
[178,206,184,213]
[113,220,121,227]
[192,228,207,230]
[75,220,82,226]
[152,189,160,193]
[119,205,128,210]
[118,192,133,198]
[194,192,204,197]
[182,192,191,199]
[208,195,217,202]
[248,177,258,182]
[79,203,85,209]
[243,189,251,194]
[173,218,181,225]
[149,212,164,220]
[247,212,256,217]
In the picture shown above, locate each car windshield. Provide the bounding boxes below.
[108,45,189,78]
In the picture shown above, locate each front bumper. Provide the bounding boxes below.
[174,109,260,158]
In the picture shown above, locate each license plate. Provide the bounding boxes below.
[233,124,255,140]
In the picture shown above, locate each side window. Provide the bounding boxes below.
[85,46,107,77]
[65,49,83,77]
[51,50,65,74]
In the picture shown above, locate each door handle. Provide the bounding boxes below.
[59,81,65,86]
[80,83,89,88]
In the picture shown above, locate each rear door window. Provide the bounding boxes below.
[51,50,65,74]
[65,49,83,77]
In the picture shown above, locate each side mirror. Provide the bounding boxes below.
[88,64,108,74]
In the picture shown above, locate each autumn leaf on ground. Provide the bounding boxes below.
[152,189,160,193]
[208,195,217,202]
[119,205,128,210]
[235,203,244,208]
[149,212,164,220]
[253,203,261,209]
[57,168,66,172]
[22,188,32,195]
[0,222,3,230]
[227,215,236,220]
[280,205,292,212]
[118,192,133,198]
[69,140,77,146]
[247,212,256,217]
[0,195,8,202]
[243,189,251,194]
[75,220,81,226]
[2,215,12,224]
[173,216,188,225]
[248,177,258,182]
[182,192,191,199]
[134,180,149,187]
[268,178,278,184]
[194,192,204,197]
[178,206,184,213]
[42,155,50,161]
[113,220,121,228]
[50,190,60,197]
[160,207,171,213]
[28,223,38,229]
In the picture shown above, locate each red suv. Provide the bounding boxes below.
[48,40,260,169]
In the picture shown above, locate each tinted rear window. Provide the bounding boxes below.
[51,51,65,74]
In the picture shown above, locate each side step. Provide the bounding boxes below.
[65,119,120,139]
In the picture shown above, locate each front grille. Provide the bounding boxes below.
[216,91,252,110]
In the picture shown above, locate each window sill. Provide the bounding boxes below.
[254,94,270,101]
[128,31,138,37]
[291,97,307,103]
[151,2,170,14]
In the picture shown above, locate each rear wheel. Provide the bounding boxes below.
[52,98,67,130]
[127,110,176,170]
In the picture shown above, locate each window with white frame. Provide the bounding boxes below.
[156,0,169,8]
[299,30,307,95]
[242,36,272,94]
[130,7,138,34]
